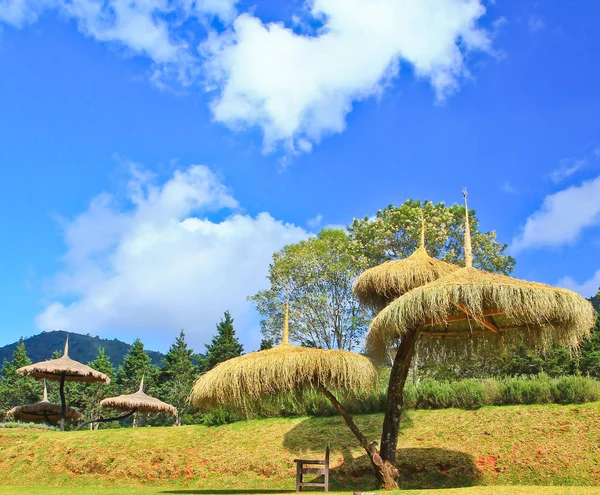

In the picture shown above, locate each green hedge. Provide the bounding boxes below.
[202,373,600,425]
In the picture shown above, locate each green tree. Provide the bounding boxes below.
[116,339,157,393]
[158,330,198,425]
[0,339,40,415]
[204,312,243,371]
[250,229,371,351]
[348,199,515,274]
[78,348,116,428]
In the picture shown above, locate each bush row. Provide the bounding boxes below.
[202,373,600,425]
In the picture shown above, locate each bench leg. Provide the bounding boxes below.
[324,466,329,492]
[296,463,302,492]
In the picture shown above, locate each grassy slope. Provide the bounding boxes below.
[0,403,599,491]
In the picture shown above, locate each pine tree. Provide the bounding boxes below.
[204,311,243,371]
[116,339,156,393]
[79,348,117,428]
[158,330,198,425]
[0,339,40,413]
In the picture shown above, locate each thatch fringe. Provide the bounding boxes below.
[368,267,596,361]
[189,344,377,409]
[100,379,176,415]
[353,247,458,311]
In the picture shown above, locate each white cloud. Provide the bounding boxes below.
[307,214,323,229]
[511,175,600,252]
[549,157,587,184]
[36,164,308,351]
[499,181,518,194]
[1,0,493,152]
[558,270,600,298]
[203,0,491,151]
[0,0,238,83]
[528,16,545,33]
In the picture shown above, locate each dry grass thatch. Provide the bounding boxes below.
[17,337,111,384]
[367,191,596,361]
[189,343,378,409]
[100,378,176,415]
[353,246,459,311]
[6,384,82,424]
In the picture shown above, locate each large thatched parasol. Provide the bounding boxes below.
[353,215,459,311]
[368,190,596,357]
[365,190,596,487]
[7,382,82,425]
[101,377,176,416]
[189,301,392,484]
[17,336,110,431]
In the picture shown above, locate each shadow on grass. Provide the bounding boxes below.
[160,492,354,494]
[283,417,481,490]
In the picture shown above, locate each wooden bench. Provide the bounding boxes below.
[294,445,330,492]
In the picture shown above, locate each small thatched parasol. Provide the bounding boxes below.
[189,300,377,409]
[7,382,82,425]
[17,335,110,431]
[353,214,459,312]
[100,377,177,416]
[368,190,596,359]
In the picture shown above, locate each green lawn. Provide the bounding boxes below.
[1,487,600,495]
[1,402,599,491]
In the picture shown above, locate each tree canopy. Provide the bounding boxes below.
[250,229,371,351]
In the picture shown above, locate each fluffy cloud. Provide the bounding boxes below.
[511,175,600,252]
[36,164,308,351]
[549,157,587,184]
[0,0,239,83]
[558,270,600,298]
[203,0,491,151]
[1,0,492,152]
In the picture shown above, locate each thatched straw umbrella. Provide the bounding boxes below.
[101,376,176,418]
[17,336,110,431]
[189,301,392,484]
[352,214,459,484]
[75,377,176,431]
[353,214,459,312]
[7,382,82,425]
[366,190,596,486]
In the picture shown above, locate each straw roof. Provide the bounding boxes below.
[189,299,377,409]
[17,336,111,384]
[353,215,458,311]
[367,191,596,360]
[7,383,82,424]
[100,377,177,415]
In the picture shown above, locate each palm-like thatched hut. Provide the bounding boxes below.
[7,382,82,425]
[17,336,110,431]
[364,190,596,488]
[353,215,458,311]
[189,300,392,484]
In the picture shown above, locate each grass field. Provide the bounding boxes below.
[0,402,599,492]
[1,488,600,495]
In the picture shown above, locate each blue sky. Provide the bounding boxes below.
[0,0,599,354]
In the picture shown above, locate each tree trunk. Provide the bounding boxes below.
[59,374,66,432]
[319,386,399,490]
[379,328,419,465]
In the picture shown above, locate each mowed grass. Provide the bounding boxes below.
[1,488,600,495]
[0,402,599,492]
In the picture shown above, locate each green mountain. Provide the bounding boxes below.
[0,331,164,368]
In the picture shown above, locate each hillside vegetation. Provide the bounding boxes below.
[0,331,164,368]
[0,402,599,491]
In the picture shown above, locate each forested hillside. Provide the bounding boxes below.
[0,331,164,368]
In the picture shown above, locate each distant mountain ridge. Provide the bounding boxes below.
[0,331,164,368]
